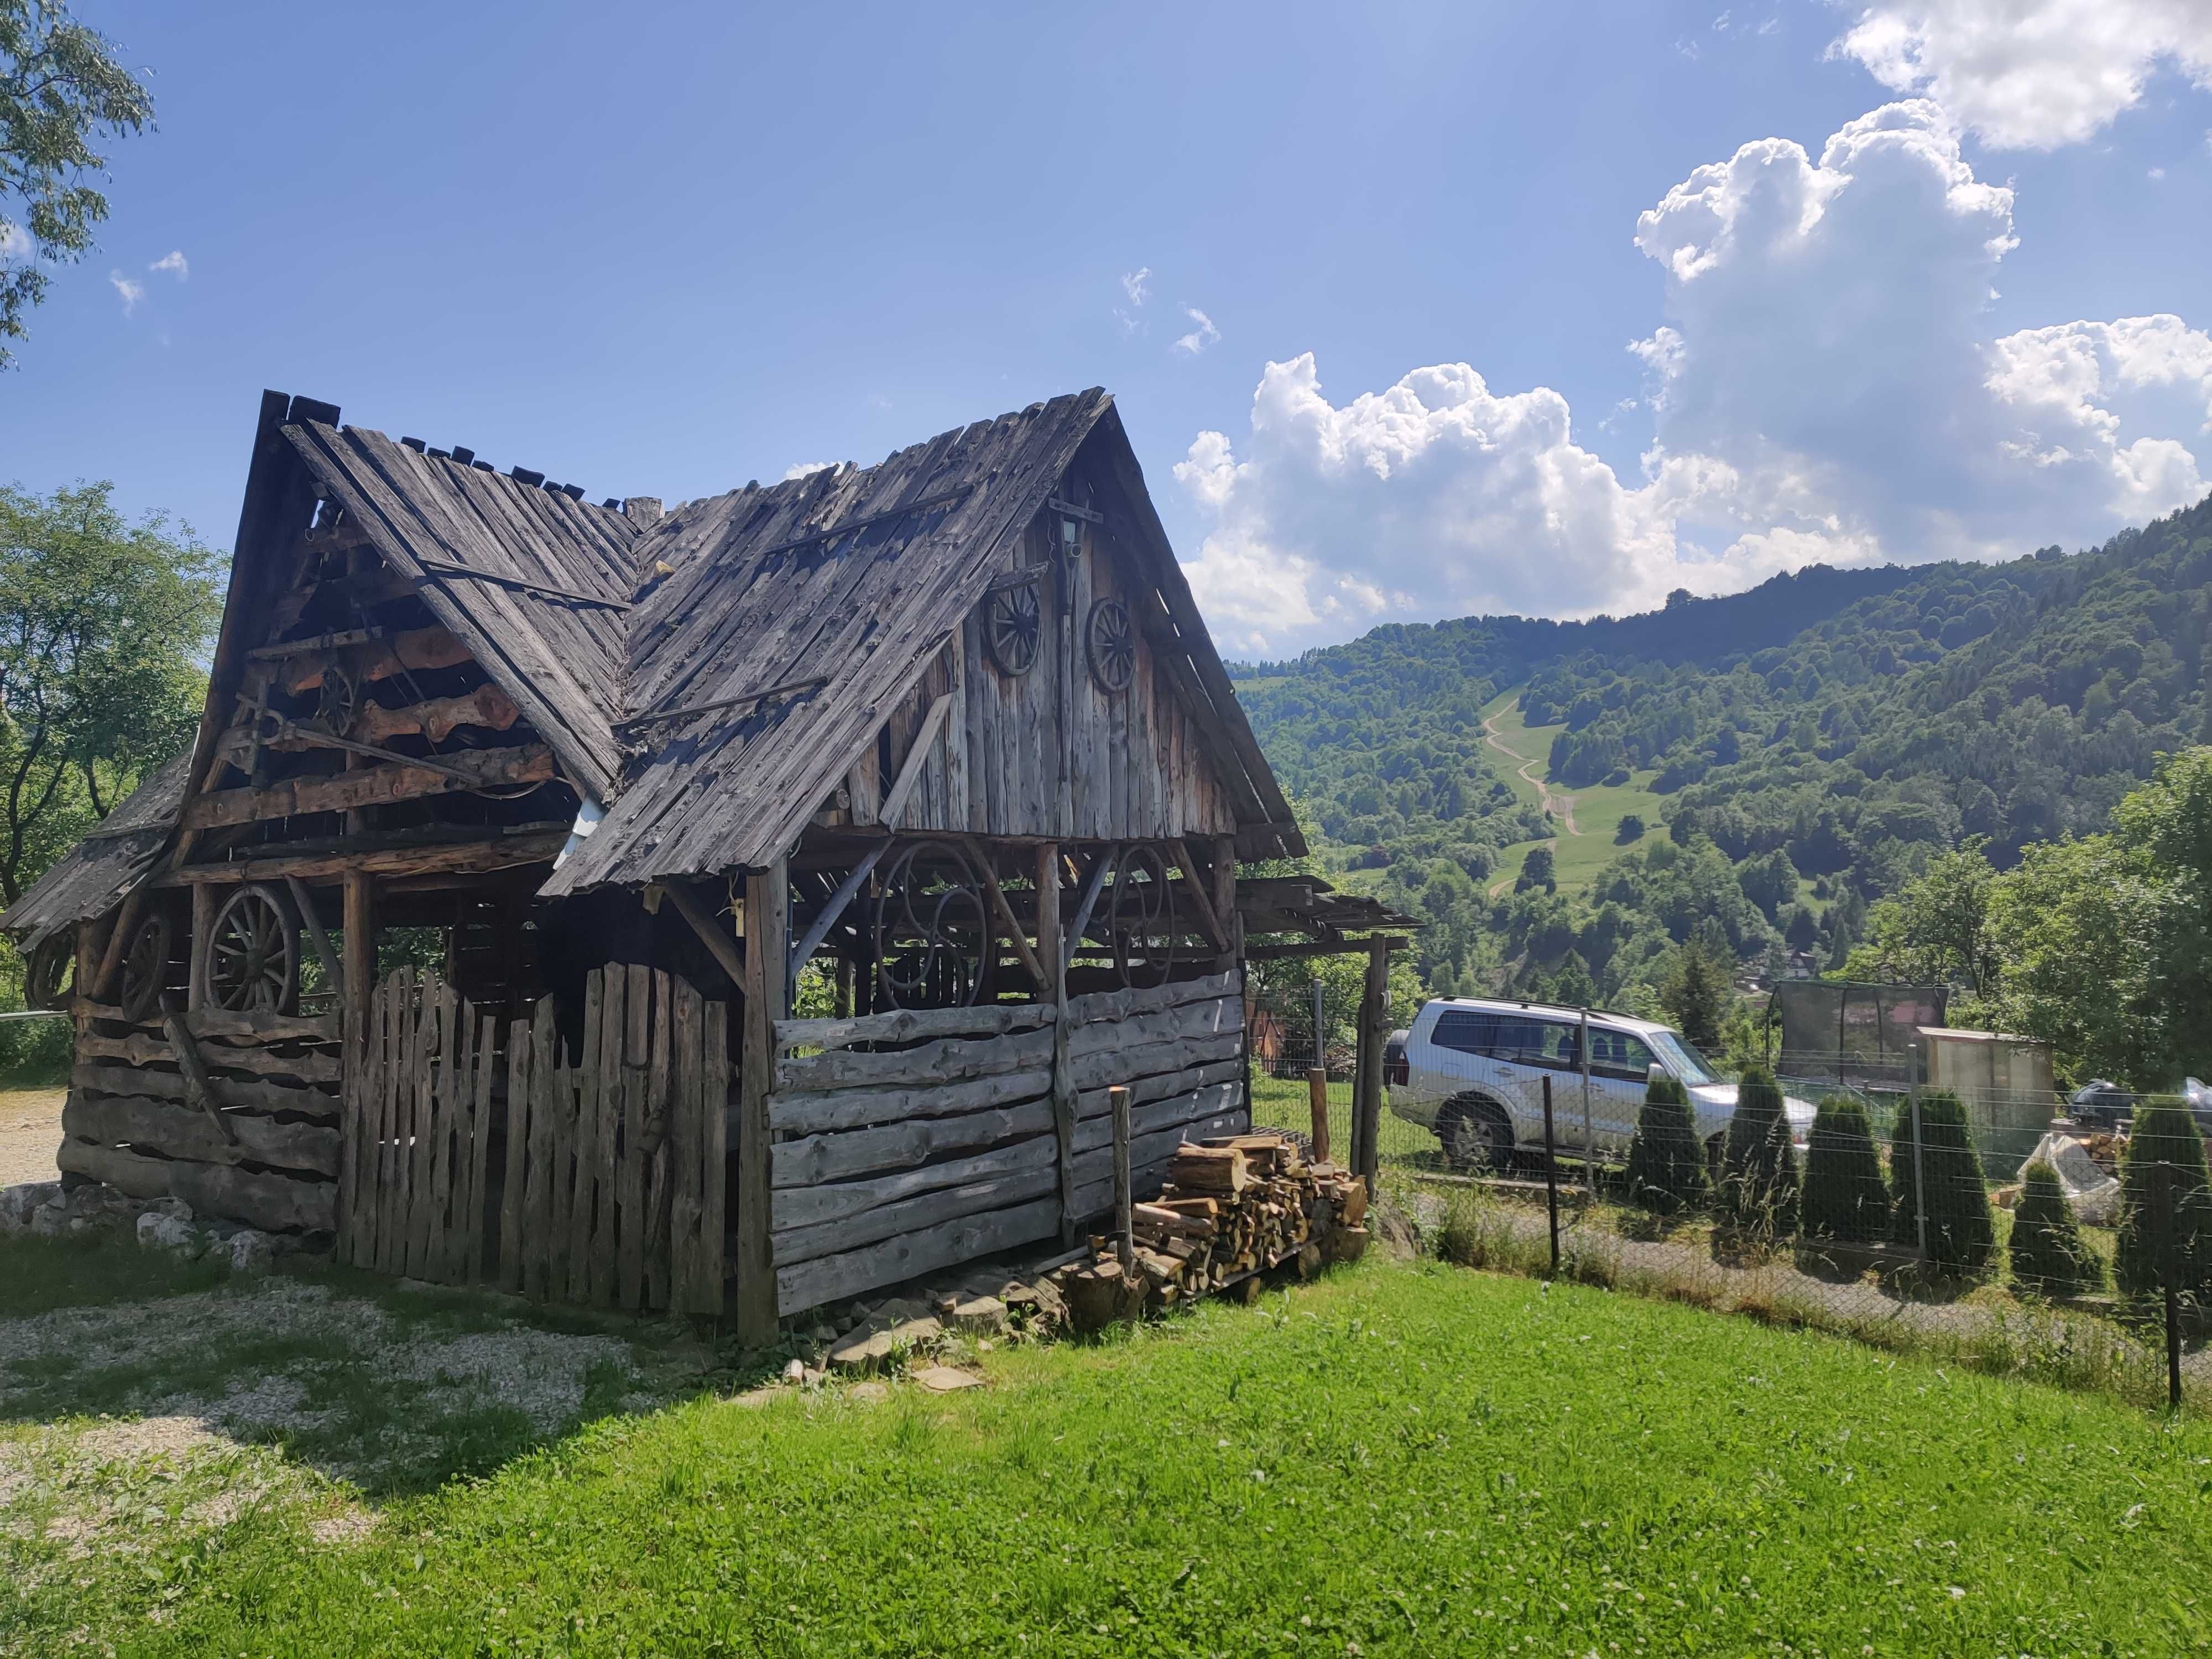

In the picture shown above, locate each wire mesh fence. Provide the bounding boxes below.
[1249,994,2210,1414]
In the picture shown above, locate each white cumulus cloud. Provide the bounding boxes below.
[148,249,188,279]
[1176,100,2212,656]
[1830,0,2212,149]
[781,461,834,481]
[108,272,144,315]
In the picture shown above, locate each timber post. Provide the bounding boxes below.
[189,884,217,1010]
[1037,841,1078,1244]
[1354,935,1389,1191]
[1110,1083,1133,1272]
[736,858,787,1346]
[338,870,375,1260]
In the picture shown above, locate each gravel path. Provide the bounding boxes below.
[0,1088,62,1187]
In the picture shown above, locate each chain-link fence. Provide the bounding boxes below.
[1251,1012,2212,1415]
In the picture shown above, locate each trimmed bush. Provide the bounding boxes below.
[1799,1097,1887,1244]
[2114,1104,2212,1302]
[1626,1071,1708,1217]
[1886,1089,1994,1277]
[1719,1067,1797,1234]
[2007,1159,2103,1297]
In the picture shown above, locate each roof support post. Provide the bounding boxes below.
[735,859,787,1347]
[338,869,375,1264]
[1036,841,1078,1246]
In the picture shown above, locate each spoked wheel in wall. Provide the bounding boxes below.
[201,883,300,1014]
[117,912,174,1023]
[873,839,990,1009]
[23,933,74,1013]
[1107,843,1178,989]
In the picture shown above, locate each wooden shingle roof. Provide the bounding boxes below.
[0,752,193,945]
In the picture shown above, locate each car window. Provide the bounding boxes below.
[1587,1028,1657,1082]
[1646,1029,1717,1086]
[1430,1010,1499,1055]
[1490,1016,1579,1070]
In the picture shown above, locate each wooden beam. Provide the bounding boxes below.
[285,877,343,1000]
[614,675,829,739]
[958,841,1048,989]
[1246,935,1407,961]
[340,869,374,1259]
[415,557,630,611]
[1037,841,1078,1246]
[160,829,568,888]
[737,860,788,1343]
[1168,837,1229,953]
[785,845,884,985]
[180,743,554,830]
[663,879,744,989]
[878,692,956,827]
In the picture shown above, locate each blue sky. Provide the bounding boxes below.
[4,1,2210,656]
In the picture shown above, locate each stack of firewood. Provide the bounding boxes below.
[1056,1134,1369,1329]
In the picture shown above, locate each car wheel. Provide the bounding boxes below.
[1438,1094,1512,1171]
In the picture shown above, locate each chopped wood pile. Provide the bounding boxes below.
[1054,1133,1370,1331]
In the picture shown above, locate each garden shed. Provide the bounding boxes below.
[2,388,1406,1340]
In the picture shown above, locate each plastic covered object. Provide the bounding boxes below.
[2021,1130,2122,1227]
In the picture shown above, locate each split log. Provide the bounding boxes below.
[70,1064,340,1123]
[773,1024,1055,1095]
[72,1004,341,1044]
[181,743,555,830]
[775,1000,1055,1051]
[76,1030,342,1083]
[763,1064,1052,1137]
[353,682,520,744]
[769,1131,1058,1232]
[1065,995,1242,1060]
[772,1165,1060,1267]
[1168,1145,1248,1195]
[56,1138,336,1233]
[774,1194,1061,1314]
[770,1097,1055,1187]
[63,1092,341,1177]
[1068,1032,1242,1093]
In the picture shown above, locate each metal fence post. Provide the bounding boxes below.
[1542,1073,1561,1279]
[1579,1006,1595,1201]
[1908,1042,1928,1259]
[2161,1157,2182,1412]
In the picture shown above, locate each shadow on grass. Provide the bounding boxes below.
[0,1232,766,1499]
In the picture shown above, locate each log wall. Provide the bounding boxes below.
[764,968,1248,1316]
[59,1001,343,1234]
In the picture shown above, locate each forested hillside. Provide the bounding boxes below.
[1233,493,2212,1024]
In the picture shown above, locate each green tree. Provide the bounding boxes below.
[1887,1090,1994,1277]
[2113,1103,2212,1305]
[1656,931,1731,1050]
[1614,812,1645,844]
[1799,1097,1886,1244]
[1,1,154,366]
[1625,1070,1707,1217]
[1515,844,1556,894]
[1719,1065,1797,1235]
[2007,1160,2101,1297]
[0,482,217,900]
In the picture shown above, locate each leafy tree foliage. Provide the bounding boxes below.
[0,482,216,901]
[1799,1097,1887,1244]
[1,1,154,366]
[1625,1070,1707,1217]
[2006,1160,2102,1297]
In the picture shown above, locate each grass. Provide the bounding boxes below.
[8,1250,2211,1655]
[1480,687,1667,896]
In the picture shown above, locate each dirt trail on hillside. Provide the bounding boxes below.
[1482,709,1575,897]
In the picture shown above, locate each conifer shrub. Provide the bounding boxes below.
[2114,1104,2212,1303]
[1625,1071,1708,1217]
[1799,1097,1887,1244]
[1886,1089,1994,1277]
[2007,1159,2103,1297]
[1719,1067,1797,1235]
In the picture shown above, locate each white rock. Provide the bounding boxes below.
[0,1181,58,1234]
[781,1357,807,1384]
[136,1211,205,1258]
[227,1229,276,1274]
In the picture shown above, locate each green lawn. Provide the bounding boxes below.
[1481,688,1666,896]
[10,1243,2211,1655]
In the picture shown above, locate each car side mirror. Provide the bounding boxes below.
[1648,1062,1667,1085]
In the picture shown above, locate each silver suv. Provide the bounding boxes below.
[1387,997,1814,1170]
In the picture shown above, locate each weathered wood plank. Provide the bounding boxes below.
[772,1165,1059,1268]
[159,831,569,890]
[1065,994,1241,1060]
[62,1092,342,1177]
[698,992,730,1316]
[773,1193,1062,1316]
[76,1031,341,1083]
[1069,1031,1243,1094]
[773,1023,1055,1094]
[1063,969,1238,1026]
[763,1066,1052,1138]
[770,1097,1057,1189]
[774,999,1055,1052]
[736,862,785,1343]
[70,1065,339,1122]
[643,969,674,1310]
[524,999,561,1301]
[180,743,556,830]
[425,981,459,1282]
[618,962,649,1311]
[1070,1082,1243,1156]
[468,1010,496,1285]
[667,980,705,1313]
[374,967,408,1276]
[74,1002,342,1045]
[499,1013,533,1293]
[57,1138,337,1233]
[1073,1057,1243,1121]
[771,1129,1058,1233]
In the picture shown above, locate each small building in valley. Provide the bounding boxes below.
[2,389,1410,1338]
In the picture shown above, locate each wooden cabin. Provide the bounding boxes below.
[2,389,1409,1339]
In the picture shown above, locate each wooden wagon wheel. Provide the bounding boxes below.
[984,578,1042,677]
[202,883,300,1014]
[23,933,73,1012]
[1107,843,1177,989]
[874,840,989,1009]
[314,662,359,736]
[118,911,174,1023]
[1086,598,1135,693]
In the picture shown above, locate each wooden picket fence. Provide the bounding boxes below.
[338,963,729,1313]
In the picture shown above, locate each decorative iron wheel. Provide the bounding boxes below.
[315,663,358,736]
[1086,598,1135,693]
[873,840,989,1009]
[984,578,1042,677]
[202,883,300,1014]
[24,933,73,1012]
[1107,843,1177,989]
[118,911,174,1022]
